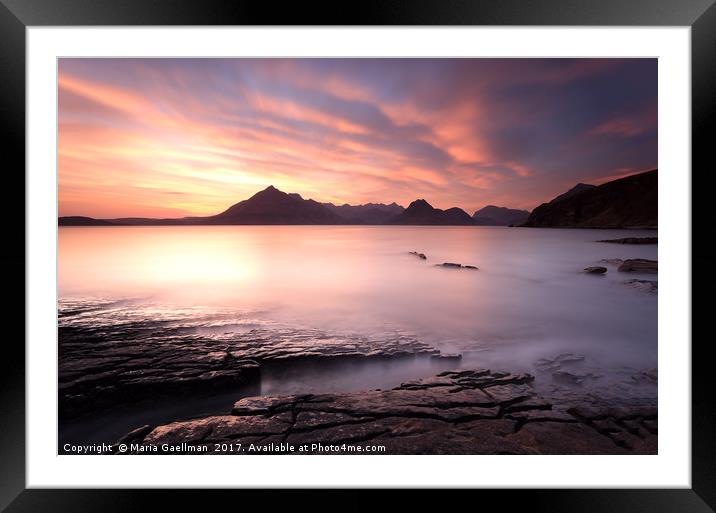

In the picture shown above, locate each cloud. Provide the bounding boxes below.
[58,58,657,217]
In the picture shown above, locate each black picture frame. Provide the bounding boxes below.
[1,0,713,510]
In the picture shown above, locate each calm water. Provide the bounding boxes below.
[59,226,658,371]
[59,226,658,443]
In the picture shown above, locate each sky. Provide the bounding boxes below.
[58,58,657,218]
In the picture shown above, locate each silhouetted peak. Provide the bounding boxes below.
[407,199,433,210]
[250,185,287,199]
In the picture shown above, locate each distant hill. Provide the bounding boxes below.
[388,199,475,225]
[472,205,530,226]
[204,186,346,225]
[58,216,117,226]
[323,202,404,224]
[523,170,657,229]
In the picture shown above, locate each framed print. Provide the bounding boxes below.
[2,0,714,510]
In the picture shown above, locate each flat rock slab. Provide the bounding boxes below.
[119,369,657,455]
[59,299,440,419]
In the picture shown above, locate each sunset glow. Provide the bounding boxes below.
[58,58,657,218]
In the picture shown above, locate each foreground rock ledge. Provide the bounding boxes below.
[118,369,657,455]
[59,323,440,419]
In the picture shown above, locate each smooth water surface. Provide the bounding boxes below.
[59,225,657,374]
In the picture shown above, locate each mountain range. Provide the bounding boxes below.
[59,187,479,226]
[323,201,404,225]
[59,169,657,228]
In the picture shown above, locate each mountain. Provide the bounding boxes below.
[323,202,404,224]
[388,199,475,225]
[203,186,346,225]
[523,170,657,228]
[472,205,530,226]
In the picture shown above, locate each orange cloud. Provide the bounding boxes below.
[58,58,657,217]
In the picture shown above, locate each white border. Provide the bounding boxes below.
[27,27,691,488]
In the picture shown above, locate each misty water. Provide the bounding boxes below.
[59,226,657,443]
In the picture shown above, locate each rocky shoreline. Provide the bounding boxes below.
[114,368,656,455]
[59,264,657,455]
[59,323,442,419]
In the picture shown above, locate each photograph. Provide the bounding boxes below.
[57,57,658,456]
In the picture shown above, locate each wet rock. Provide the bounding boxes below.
[430,353,462,362]
[597,237,657,244]
[551,370,601,386]
[631,368,658,385]
[397,375,456,389]
[642,419,658,434]
[624,279,658,294]
[59,301,441,418]
[143,412,294,447]
[618,259,658,273]
[583,266,607,274]
[114,424,153,447]
[123,368,656,455]
[232,395,307,416]
[436,263,479,270]
[505,407,576,424]
[372,419,530,455]
[409,251,427,260]
[534,353,585,372]
[481,383,535,404]
[293,411,373,431]
[505,422,629,455]
[60,360,260,419]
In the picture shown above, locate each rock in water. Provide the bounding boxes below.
[597,237,657,244]
[430,353,462,362]
[534,353,586,372]
[584,266,607,274]
[409,251,427,259]
[624,279,658,293]
[618,259,657,273]
[436,262,479,270]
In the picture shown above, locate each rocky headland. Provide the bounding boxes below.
[523,169,657,229]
